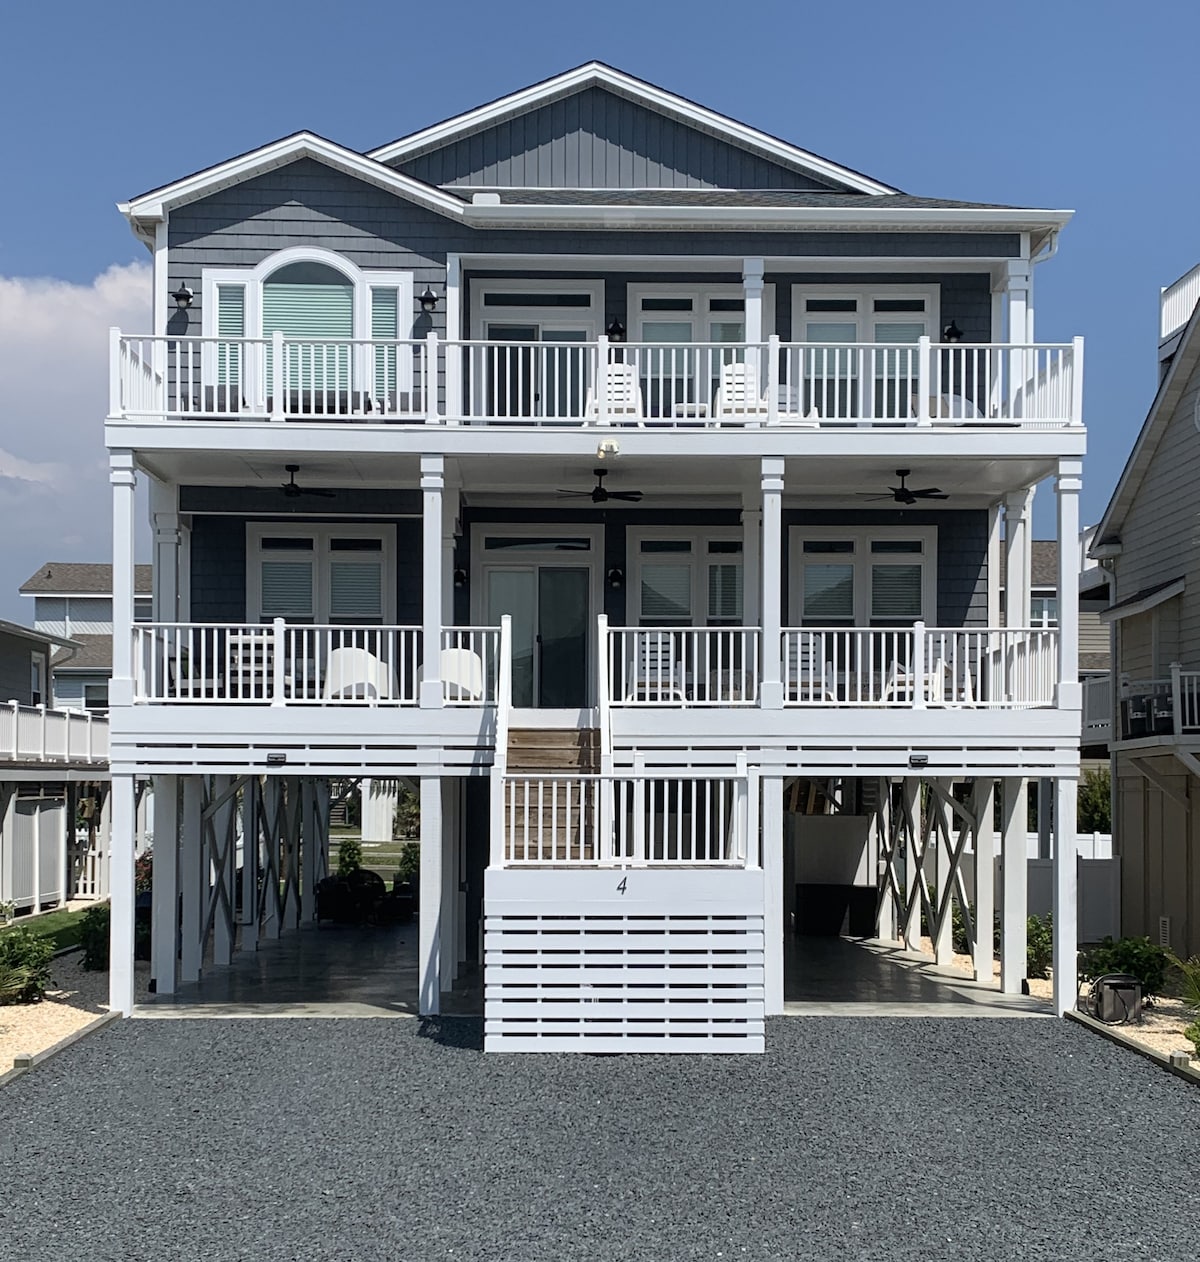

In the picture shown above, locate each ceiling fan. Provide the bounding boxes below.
[556,468,644,504]
[858,469,949,506]
[281,465,336,499]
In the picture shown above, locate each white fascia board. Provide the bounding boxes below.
[462,203,1074,234]
[119,134,466,227]
[369,62,897,196]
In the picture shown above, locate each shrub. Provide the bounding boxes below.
[1026,914,1053,979]
[80,903,111,971]
[134,848,153,894]
[0,928,53,1003]
[395,841,420,882]
[1077,767,1112,834]
[1082,935,1170,999]
[336,837,363,877]
[1185,1021,1200,1059]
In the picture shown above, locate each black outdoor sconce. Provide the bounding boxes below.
[606,567,625,590]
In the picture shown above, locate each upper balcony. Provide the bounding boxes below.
[0,701,109,767]
[111,333,1084,433]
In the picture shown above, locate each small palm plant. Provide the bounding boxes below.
[1170,954,1200,1058]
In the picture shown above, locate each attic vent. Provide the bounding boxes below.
[1159,916,1171,948]
[472,192,501,205]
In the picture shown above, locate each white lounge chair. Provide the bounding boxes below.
[713,361,769,423]
[324,646,394,701]
[783,636,835,702]
[624,632,687,703]
[416,647,486,703]
[584,361,645,425]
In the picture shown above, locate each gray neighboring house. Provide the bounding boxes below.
[1090,261,1200,959]
[20,563,152,713]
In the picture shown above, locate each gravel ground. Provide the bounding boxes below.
[1,1017,1198,1261]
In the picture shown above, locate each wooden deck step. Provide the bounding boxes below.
[507,727,600,774]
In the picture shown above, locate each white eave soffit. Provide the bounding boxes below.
[366,62,899,196]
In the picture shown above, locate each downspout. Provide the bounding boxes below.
[1031,228,1059,267]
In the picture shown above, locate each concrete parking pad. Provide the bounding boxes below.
[1,1017,1197,1261]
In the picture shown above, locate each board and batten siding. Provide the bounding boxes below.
[166,160,1022,341]
[395,86,834,191]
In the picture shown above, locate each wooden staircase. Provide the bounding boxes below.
[503,728,600,862]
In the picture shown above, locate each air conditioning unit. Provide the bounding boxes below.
[1088,973,1143,1025]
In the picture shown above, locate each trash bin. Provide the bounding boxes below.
[1151,692,1176,735]
[1121,696,1149,739]
[1088,973,1142,1025]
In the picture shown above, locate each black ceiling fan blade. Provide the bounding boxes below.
[556,489,593,497]
[910,489,949,499]
[855,493,894,501]
[607,490,644,502]
[301,487,337,497]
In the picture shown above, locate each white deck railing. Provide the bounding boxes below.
[605,626,762,706]
[112,331,1084,429]
[779,625,1058,708]
[500,770,753,868]
[133,622,500,706]
[1162,263,1200,341]
[0,702,108,763]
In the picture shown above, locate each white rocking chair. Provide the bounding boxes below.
[585,361,645,425]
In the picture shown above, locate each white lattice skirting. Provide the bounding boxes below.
[484,869,766,1053]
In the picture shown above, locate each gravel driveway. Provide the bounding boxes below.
[1,1017,1197,1261]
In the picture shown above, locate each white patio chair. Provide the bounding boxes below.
[713,361,769,423]
[624,632,687,703]
[783,636,835,702]
[416,648,486,702]
[584,361,645,425]
[324,646,394,701]
[882,656,968,706]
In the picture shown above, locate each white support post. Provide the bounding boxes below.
[931,780,954,966]
[741,497,762,628]
[425,332,440,423]
[239,776,260,953]
[594,334,610,422]
[441,778,456,993]
[876,779,896,943]
[916,336,932,426]
[1070,336,1085,426]
[1052,776,1079,1015]
[270,330,284,420]
[150,478,181,624]
[901,778,921,949]
[1037,778,1053,859]
[742,258,765,391]
[1000,776,1027,994]
[108,773,137,1015]
[419,776,442,1015]
[972,777,995,984]
[760,458,784,708]
[270,618,286,706]
[762,774,784,1016]
[150,775,178,995]
[441,472,460,632]
[913,621,927,709]
[60,783,74,907]
[986,501,1003,627]
[445,255,462,420]
[108,326,123,416]
[420,455,445,709]
[1004,487,1034,629]
[110,452,137,708]
[1005,260,1031,415]
[1056,458,1083,710]
[180,776,203,983]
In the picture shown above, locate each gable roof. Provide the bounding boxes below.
[1094,275,1200,545]
[368,62,898,195]
[51,634,113,671]
[21,563,152,596]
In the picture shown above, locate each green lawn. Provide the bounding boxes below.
[1,906,91,952]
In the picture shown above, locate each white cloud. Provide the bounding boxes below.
[0,262,151,620]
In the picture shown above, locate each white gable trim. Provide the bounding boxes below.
[368,62,898,196]
[119,133,466,226]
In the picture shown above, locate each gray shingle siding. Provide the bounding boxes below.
[393,87,834,191]
[0,632,38,705]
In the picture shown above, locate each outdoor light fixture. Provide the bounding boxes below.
[596,438,620,460]
[453,568,468,589]
[607,567,625,590]
[172,285,194,310]
[941,320,963,343]
[605,317,626,343]
[419,286,439,313]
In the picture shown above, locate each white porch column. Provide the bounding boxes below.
[742,258,765,346]
[762,774,784,1015]
[445,254,462,419]
[760,458,784,708]
[1005,260,1031,344]
[1052,776,1079,1015]
[149,477,181,623]
[741,496,762,627]
[1000,775,1027,994]
[420,455,445,708]
[150,774,178,995]
[986,501,1003,627]
[179,776,203,983]
[1004,486,1034,628]
[442,469,461,629]
[440,778,457,993]
[110,452,137,707]
[108,772,137,1015]
[419,776,443,1014]
[1056,458,1083,710]
[971,777,995,984]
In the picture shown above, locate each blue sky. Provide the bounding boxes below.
[0,0,1195,617]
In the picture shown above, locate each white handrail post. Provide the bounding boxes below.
[490,613,512,868]
[1171,661,1183,739]
[39,704,46,762]
[109,327,123,415]
[766,334,780,426]
[632,752,646,866]
[425,331,440,423]
[913,621,927,709]
[1070,336,1085,426]
[594,334,610,425]
[916,336,932,426]
[747,765,761,869]
[271,619,286,706]
[270,330,284,421]
[735,753,749,865]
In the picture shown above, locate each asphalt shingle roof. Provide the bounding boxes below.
[20,563,152,595]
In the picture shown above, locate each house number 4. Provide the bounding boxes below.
[616,877,628,895]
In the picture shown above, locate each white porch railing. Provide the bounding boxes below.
[780,625,1058,708]
[440,626,504,705]
[1162,263,1200,341]
[499,770,754,868]
[112,332,1084,429]
[605,626,762,706]
[0,702,108,763]
[1082,675,1113,741]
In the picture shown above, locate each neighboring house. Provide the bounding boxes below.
[0,619,111,914]
[19,563,152,713]
[1090,261,1200,959]
[105,62,1086,1049]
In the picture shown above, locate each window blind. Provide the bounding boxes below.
[329,562,382,621]
[641,563,692,621]
[370,286,399,401]
[707,563,743,621]
[803,564,854,620]
[216,285,245,386]
[260,561,313,618]
[262,279,353,394]
[871,564,922,620]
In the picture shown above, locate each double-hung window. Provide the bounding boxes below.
[634,531,745,627]
[792,527,936,628]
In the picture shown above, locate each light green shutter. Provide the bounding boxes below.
[216,285,245,387]
[263,279,353,395]
[370,286,399,403]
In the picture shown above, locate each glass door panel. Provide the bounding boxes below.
[541,329,589,421]
[873,321,924,420]
[486,325,537,419]
[487,568,536,706]
[640,319,693,419]
[538,568,589,708]
[805,320,858,418]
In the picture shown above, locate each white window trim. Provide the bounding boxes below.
[628,526,746,626]
[788,525,938,625]
[789,284,941,345]
[201,247,415,401]
[627,282,776,342]
[246,522,397,624]
[30,651,46,706]
[469,278,604,340]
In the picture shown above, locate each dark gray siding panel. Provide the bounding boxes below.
[166,160,1021,338]
[397,88,831,191]
[0,632,37,705]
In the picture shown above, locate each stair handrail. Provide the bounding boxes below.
[490,614,513,867]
